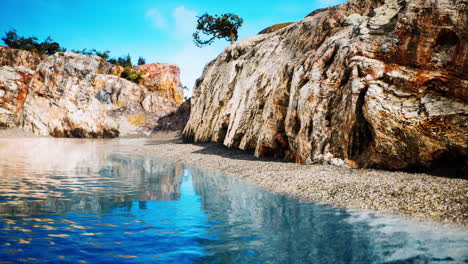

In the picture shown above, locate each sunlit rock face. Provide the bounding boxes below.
[0,49,179,137]
[134,63,184,104]
[92,74,177,136]
[0,46,46,70]
[21,52,121,137]
[183,0,468,170]
[0,66,34,127]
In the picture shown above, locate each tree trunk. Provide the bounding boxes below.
[230,31,235,45]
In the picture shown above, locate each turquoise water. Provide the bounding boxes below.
[0,138,467,263]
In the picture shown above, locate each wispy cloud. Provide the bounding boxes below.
[144,6,218,92]
[172,43,221,94]
[145,9,167,29]
[173,6,198,36]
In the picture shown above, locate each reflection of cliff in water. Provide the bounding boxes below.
[0,139,183,216]
[103,156,183,201]
[190,168,380,263]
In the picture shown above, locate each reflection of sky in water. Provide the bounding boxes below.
[0,138,467,263]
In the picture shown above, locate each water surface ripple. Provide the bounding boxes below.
[0,138,466,263]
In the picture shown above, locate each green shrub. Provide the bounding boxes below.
[72,48,110,60]
[120,68,144,84]
[108,54,132,68]
[2,30,65,55]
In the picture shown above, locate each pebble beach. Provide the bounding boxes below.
[136,132,468,227]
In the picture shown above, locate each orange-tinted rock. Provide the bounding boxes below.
[0,66,34,127]
[0,48,180,137]
[134,63,184,104]
[184,0,468,171]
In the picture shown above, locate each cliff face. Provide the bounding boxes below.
[0,48,180,137]
[0,46,46,70]
[0,66,34,127]
[134,63,184,104]
[183,0,468,170]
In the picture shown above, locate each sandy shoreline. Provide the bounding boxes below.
[1,129,467,227]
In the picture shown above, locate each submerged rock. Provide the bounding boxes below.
[183,0,468,170]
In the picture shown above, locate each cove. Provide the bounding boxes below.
[0,138,466,264]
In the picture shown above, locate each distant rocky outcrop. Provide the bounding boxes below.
[258,23,294,34]
[183,0,468,170]
[0,47,182,137]
[134,63,184,104]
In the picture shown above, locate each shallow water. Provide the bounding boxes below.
[0,138,466,264]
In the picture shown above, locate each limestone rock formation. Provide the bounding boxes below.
[0,46,46,70]
[0,66,34,127]
[134,63,184,104]
[183,0,468,170]
[0,49,179,137]
[93,74,178,135]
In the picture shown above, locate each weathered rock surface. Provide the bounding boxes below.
[0,46,46,70]
[134,63,184,104]
[258,23,294,34]
[94,74,178,135]
[0,49,179,137]
[183,0,468,170]
[0,66,34,127]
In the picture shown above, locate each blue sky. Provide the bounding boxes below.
[1,0,345,93]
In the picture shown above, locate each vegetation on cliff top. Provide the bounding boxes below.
[71,48,111,60]
[1,30,147,84]
[193,13,243,47]
[1,30,65,55]
[120,68,145,84]
[137,57,146,65]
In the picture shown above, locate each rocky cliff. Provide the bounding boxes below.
[0,47,181,137]
[0,46,46,70]
[134,63,184,104]
[183,0,468,170]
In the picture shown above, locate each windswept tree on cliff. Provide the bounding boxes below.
[193,13,243,47]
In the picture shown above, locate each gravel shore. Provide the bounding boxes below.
[134,132,467,227]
